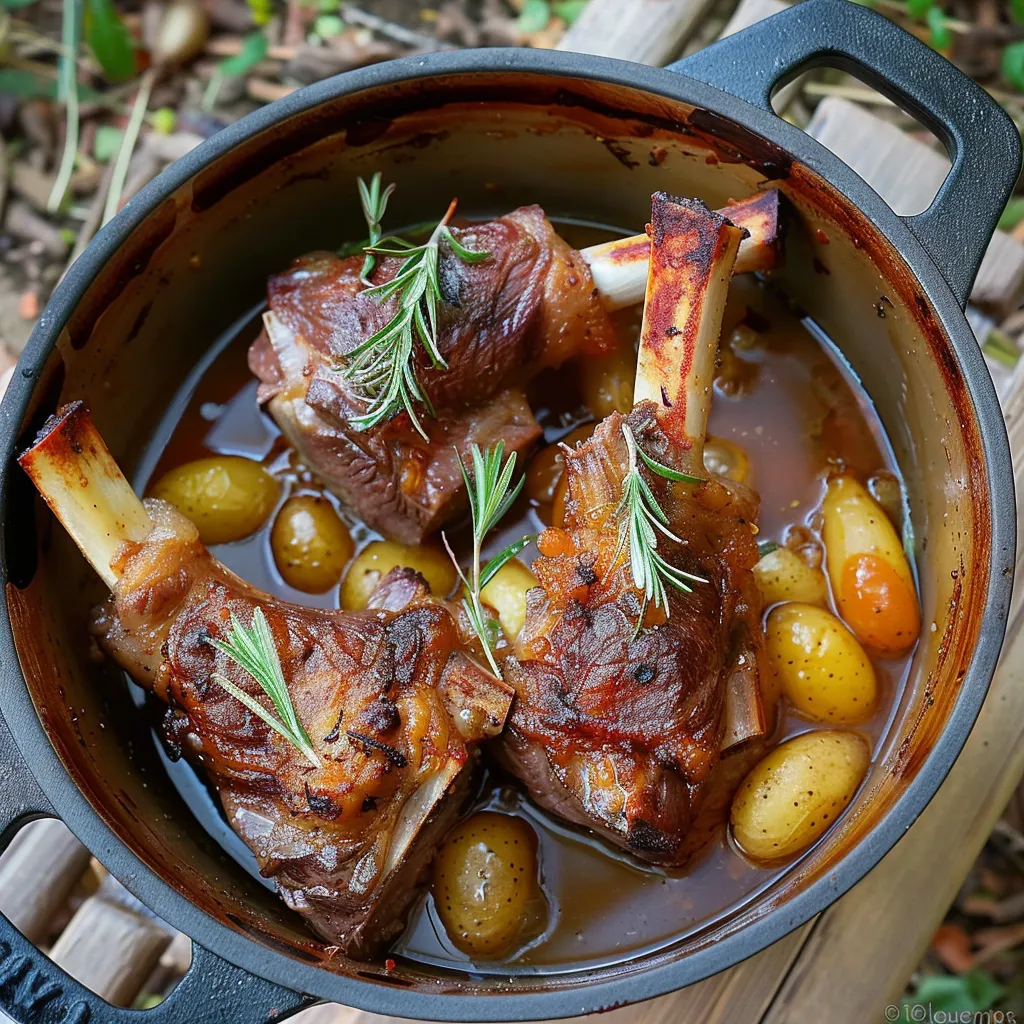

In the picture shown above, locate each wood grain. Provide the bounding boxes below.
[807,96,1024,315]
[0,819,91,944]
[556,0,717,64]
[49,875,173,1007]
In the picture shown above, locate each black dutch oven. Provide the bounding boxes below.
[0,0,1018,1020]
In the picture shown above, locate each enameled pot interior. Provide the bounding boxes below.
[4,71,991,997]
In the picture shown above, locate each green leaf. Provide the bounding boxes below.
[151,106,176,135]
[1013,0,1024,25]
[84,0,135,82]
[315,13,343,37]
[999,195,1024,231]
[552,0,586,23]
[0,69,102,103]
[635,444,704,484]
[481,535,535,588]
[209,607,321,768]
[905,970,1006,1015]
[926,6,950,49]
[906,0,932,17]
[517,0,550,33]
[220,30,268,77]
[982,327,1021,369]
[0,0,40,10]
[93,124,124,162]
[1004,41,1024,92]
[0,69,59,98]
[757,541,780,558]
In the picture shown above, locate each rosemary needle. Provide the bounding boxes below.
[615,424,707,628]
[209,607,321,769]
[357,172,396,285]
[443,442,533,678]
[340,181,490,439]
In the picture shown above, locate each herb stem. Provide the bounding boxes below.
[339,180,490,438]
[209,607,321,769]
[616,424,707,629]
[443,443,532,678]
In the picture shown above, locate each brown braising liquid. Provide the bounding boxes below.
[133,223,913,974]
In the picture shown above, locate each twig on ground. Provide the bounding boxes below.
[46,0,80,213]
[340,5,445,49]
[102,67,157,226]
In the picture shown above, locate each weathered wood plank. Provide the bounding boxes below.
[807,96,1024,315]
[0,819,91,944]
[49,875,173,1007]
[556,0,718,64]
[314,922,813,1024]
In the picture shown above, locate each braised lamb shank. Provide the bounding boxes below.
[19,403,512,957]
[499,194,767,866]
[249,192,784,545]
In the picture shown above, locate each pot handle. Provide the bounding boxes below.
[670,0,1022,309]
[0,715,312,1023]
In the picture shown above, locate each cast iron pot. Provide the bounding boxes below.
[0,0,1017,1020]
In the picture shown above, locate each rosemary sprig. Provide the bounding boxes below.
[616,424,707,628]
[340,186,490,440]
[443,442,533,677]
[357,172,396,285]
[208,607,321,769]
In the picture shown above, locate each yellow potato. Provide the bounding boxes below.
[766,603,877,724]
[822,475,920,657]
[339,540,457,611]
[730,730,870,861]
[480,558,538,642]
[753,547,829,607]
[271,495,354,594]
[580,343,636,418]
[703,436,751,484]
[433,812,547,958]
[149,455,279,545]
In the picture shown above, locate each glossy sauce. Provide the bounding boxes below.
[133,223,912,973]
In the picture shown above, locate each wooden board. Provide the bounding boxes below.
[556,0,718,64]
[806,96,1024,316]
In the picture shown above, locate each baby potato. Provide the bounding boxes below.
[766,603,877,724]
[823,475,920,658]
[753,547,829,607]
[340,540,456,610]
[730,730,870,861]
[149,455,279,545]
[480,558,539,642]
[580,343,636,418]
[271,495,354,594]
[703,436,751,484]
[433,812,547,959]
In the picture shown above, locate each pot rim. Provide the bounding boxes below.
[0,48,1014,1020]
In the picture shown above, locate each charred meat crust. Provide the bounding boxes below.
[91,500,511,954]
[248,206,616,543]
[501,406,764,866]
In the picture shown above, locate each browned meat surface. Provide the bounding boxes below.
[91,500,512,956]
[250,206,616,543]
[497,404,764,866]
